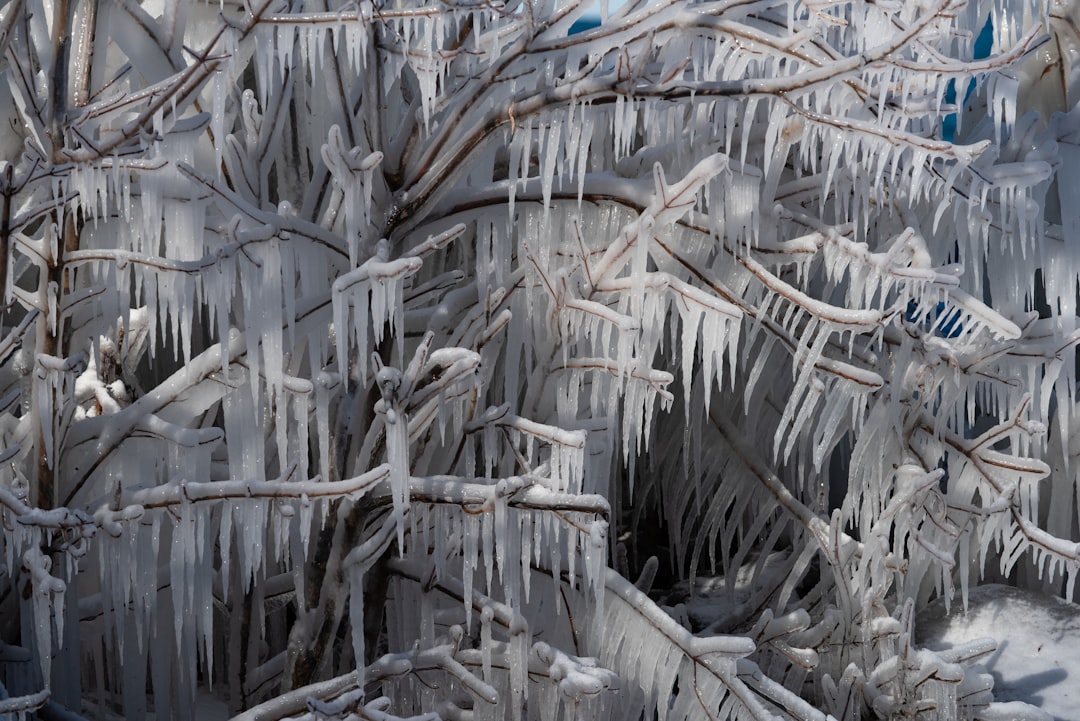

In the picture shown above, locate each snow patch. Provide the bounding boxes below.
[918,585,1078,721]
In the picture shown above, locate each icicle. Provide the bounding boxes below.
[379,363,410,553]
[480,605,493,682]
[481,502,494,594]
[24,546,65,688]
[212,63,228,172]
[350,562,366,684]
[494,483,509,589]
[520,512,532,602]
[463,514,478,630]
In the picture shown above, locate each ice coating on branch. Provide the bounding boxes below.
[534,641,618,705]
[322,127,383,267]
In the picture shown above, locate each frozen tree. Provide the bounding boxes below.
[2,0,1080,718]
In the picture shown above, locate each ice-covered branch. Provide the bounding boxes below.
[0,688,50,716]
[401,475,608,517]
[0,484,95,544]
[93,464,391,535]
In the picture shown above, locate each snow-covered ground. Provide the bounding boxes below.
[663,566,1079,721]
[918,584,1080,721]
